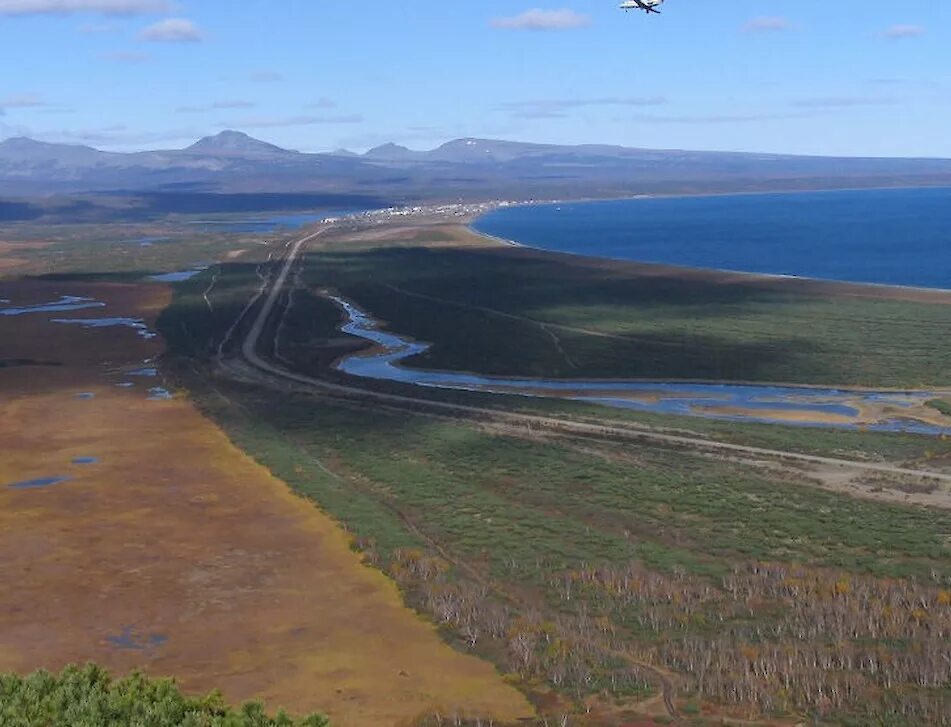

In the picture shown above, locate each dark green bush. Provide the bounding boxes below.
[0,664,329,727]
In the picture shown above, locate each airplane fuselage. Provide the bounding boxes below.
[620,0,664,13]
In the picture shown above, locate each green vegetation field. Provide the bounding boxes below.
[0,220,281,280]
[158,251,951,468]
[298,226,951,389]
[178,375,950,725]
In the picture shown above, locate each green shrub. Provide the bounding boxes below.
[926,399,951,417]
[0,665,330,727]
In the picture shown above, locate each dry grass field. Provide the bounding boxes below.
[0,241,47,272]
[0,277,532,725]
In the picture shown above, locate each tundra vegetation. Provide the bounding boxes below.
[154,223,951,725]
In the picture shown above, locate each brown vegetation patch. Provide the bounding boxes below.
[0,241,51,273]
[0,241,52,252]
[0,277,532,725]
[695,405,855,426]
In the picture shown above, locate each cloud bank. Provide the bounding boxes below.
[491,8,590,31]
[223,114,363,129]
[742,16,797,33]
[882,24,925,40]
[0,0,170,16]
[139,17,202,42]
[248,70,284,83]
[792,96,897,109]
[502,96,667,119]
[101,50,150,63]
[177,100,256,113]
[0,93,46,109]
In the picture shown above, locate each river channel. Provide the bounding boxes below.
[328,295,951,435]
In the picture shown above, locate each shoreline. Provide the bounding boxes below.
[466,220,951,298]
[463,189,951,297]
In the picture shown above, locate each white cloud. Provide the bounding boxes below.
[139,17,202,42]
[209,100,255,109]
[490,8,590,31]
[248,69,284,83]
[742,16,797,33]
[77,21,115,32]
[0,93,46,109]
[305,98,337,110]
[100,49,150,63]
[792,96,898,108]
[0,0,170,16]
[630,112,810,124]
[882,24,925,40]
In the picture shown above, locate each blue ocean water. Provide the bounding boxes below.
[474,188,951,290]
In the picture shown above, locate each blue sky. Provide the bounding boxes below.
[1,0,948,156]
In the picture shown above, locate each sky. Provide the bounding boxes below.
[1,0,949,157]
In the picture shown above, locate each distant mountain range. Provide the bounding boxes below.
[3,130,951,202]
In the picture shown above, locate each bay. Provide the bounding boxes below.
[474,188,951,290]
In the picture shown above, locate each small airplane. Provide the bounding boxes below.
[620,0,664,13]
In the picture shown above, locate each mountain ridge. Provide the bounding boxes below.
[4,130,951,199]
[5,130,951,164]
[185,130,299,158]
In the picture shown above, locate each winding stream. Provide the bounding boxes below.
[329,295,951,435]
